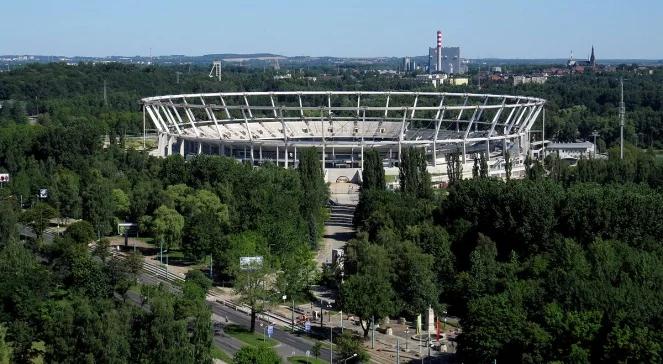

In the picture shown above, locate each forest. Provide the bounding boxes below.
[0,62,662,363]
[346,148,663,363]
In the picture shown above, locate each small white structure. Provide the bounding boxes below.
[546,141,595,159]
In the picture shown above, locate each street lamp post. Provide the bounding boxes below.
[330,323,333,364]
[371,316,375,349]
[330,310,343,363]
[396,337,400,364]
[341,353,357,363]
[419,333,423,364]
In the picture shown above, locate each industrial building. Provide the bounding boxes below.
[427,30,468,74]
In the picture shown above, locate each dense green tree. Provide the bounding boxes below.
[50,168,81,219]
[399,147,432,198]
[335,332,369,363]
[391,241,439,318]
[82,172,115,236]
[0,201,17,247]
[232,345,280,364]
[234,260,273,333]
[446,149,463,184]
[64,220,96,245]
[361,148,385,190]
[152,205,184,250]
[298,148,329,248]
[20,202,58,240]
[340,242,396,337]
[112,188,130,219]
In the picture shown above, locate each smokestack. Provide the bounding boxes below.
[436,31,442,72]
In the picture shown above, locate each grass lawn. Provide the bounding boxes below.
[224,324,278,347]
[211,346,233,362]
[288,355,326,364]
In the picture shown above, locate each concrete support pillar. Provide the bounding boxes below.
[351,147,354,167]
[322,145,325,169]
[285,146,289,169]
[243,145,247,162]
[179,139,184,156]
[462,142,467,163]
[197,141,202,155]
[432,142,437,167]
[250,144,254,165]
[167,136,174,156]
[360,143,364,170]
[157,134,167,157]
[398,142,402,164]
[259,144,263,163]
[294,146,297,168]
[389,148,393,167]
[276,145,279,166]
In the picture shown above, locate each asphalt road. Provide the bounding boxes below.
[135,271,332,362]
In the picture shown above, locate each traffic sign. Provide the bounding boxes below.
[304,321,311,333]
[267,325,274,338]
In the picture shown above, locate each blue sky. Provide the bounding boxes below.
[1,0,661,59]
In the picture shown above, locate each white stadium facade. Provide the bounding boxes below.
[142,91,546,185]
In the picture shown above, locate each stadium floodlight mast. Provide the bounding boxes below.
[591,130,600,157]
[142,91,545,182]
[619,78,625,160]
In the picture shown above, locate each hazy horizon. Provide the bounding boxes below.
[1,0,662,59]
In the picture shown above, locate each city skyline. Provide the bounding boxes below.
[1,0,662,59]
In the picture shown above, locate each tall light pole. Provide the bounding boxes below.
[396,337,400,364]
[330,322,333,363]
[371,316,375,349]
[209,254,213,280]
[620,78,625,160]
[329,311,343,363]
[591,131,599,157]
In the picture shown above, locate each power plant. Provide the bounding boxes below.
[428,30,467,74]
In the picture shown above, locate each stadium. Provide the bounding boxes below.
[142,91,546,184]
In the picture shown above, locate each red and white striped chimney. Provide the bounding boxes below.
[436,30,443,72]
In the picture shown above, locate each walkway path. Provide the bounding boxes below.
[316,183,359,267]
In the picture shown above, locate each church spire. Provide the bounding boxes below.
[590,46,596,67]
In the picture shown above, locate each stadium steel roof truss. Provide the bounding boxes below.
[143,91,545,167]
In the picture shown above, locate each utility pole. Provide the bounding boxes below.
[330,324,333,364]
[591,130,599,157]
[209,254,213,279]
[371,316,375,349]
[292,297,295,332]
[142,106,146,150]
[396,337,400,364]
[542,108,546,158]
[620,78,625,159]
